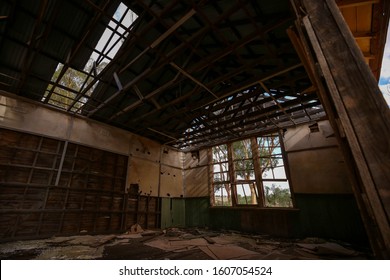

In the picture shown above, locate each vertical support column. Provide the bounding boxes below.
[250,137,265,207]
[54,141,68,186]
[207,148,215,206]
[293,0,390,258]
[227,143,237,206]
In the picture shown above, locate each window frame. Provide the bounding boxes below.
[209,130,294,208]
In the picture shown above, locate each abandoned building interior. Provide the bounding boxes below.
[0,0,390,260]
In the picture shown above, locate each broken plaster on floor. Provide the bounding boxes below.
[0,228,370,260]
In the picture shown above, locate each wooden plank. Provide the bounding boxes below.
[325,0,390,220]
[336,0,380,8]
[303,12,388,256]
[301,0,390,258]
[356,5,372,32]
[290,2,383,257]
[339,7,357,32]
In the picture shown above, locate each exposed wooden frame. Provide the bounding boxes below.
[292,0,390,258]
[336,0,380,8]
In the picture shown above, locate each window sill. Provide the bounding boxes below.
[210,206,299,211]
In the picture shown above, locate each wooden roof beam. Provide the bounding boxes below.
[142,63,304,127]
[169,62,218,98]
[336,0,380,8]
[181,93,318,139]
[353,31,375,39]
[178,102,324,148]
[87,1,241,117]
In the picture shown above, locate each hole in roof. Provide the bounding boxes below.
[90,2,138,70]
[43,2,138,112]
[42,63,95,111]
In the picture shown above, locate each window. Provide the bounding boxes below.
[232,139,258,205]
[210,132,293,207]
[211,144,232,206]
[257,134,293,207]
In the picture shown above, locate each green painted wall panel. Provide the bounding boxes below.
[161,198,171,228]
[161,198,185,228]
[204,194,366,244]
[164,194,366,245]
[208,208,241,230]
[294,194,367,243]
[172,199,185,227]
[185,197,210,227]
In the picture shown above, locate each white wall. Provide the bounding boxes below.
[284,120,352,194]
[183,149,209,197]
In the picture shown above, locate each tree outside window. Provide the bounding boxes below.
[210,132,292,208]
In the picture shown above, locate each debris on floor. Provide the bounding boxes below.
[0,228,370,260]
[296,242,361,257]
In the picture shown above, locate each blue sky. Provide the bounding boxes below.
[379,26,390,106]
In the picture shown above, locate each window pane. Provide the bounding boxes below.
[236,183,258,205]
[234,159,255,180]
[257,134,292,207]
[232,139,252,159]
[213,171,229,182]
[263,182,292,207]
[212,144,228,163]
[213,184,232,206]
[232,139,255,181]
[212,144,231,206]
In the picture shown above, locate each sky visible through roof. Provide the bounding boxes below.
[379,25,390,106]
[90,2,137,65]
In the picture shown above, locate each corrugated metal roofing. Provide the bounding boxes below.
[0,0,388,150]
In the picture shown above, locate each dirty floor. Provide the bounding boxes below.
[0,228,371,260]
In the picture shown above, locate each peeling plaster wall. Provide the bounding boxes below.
[129,135,161,160]
[127,158,160,196]
[159,147,184,198]
[0,95,131,155]
[284,120,352,194]
[160,166,183,197]
[0,95,71,142]
[127,135,162,196]
[161,146,183,168]
[183,149,209,197]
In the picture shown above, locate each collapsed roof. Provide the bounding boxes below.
[0,0,387,150]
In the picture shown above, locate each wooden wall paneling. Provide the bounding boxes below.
[148,197,161,229]
[125,197,138,230]
[120,192,128,231]
[0,128,130,239]
[108,157,116,231]
[11,135,42,238]
[144,196,150,229]
[27,137,43,184]
[35,187,50,236]
[58,143,75,234]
